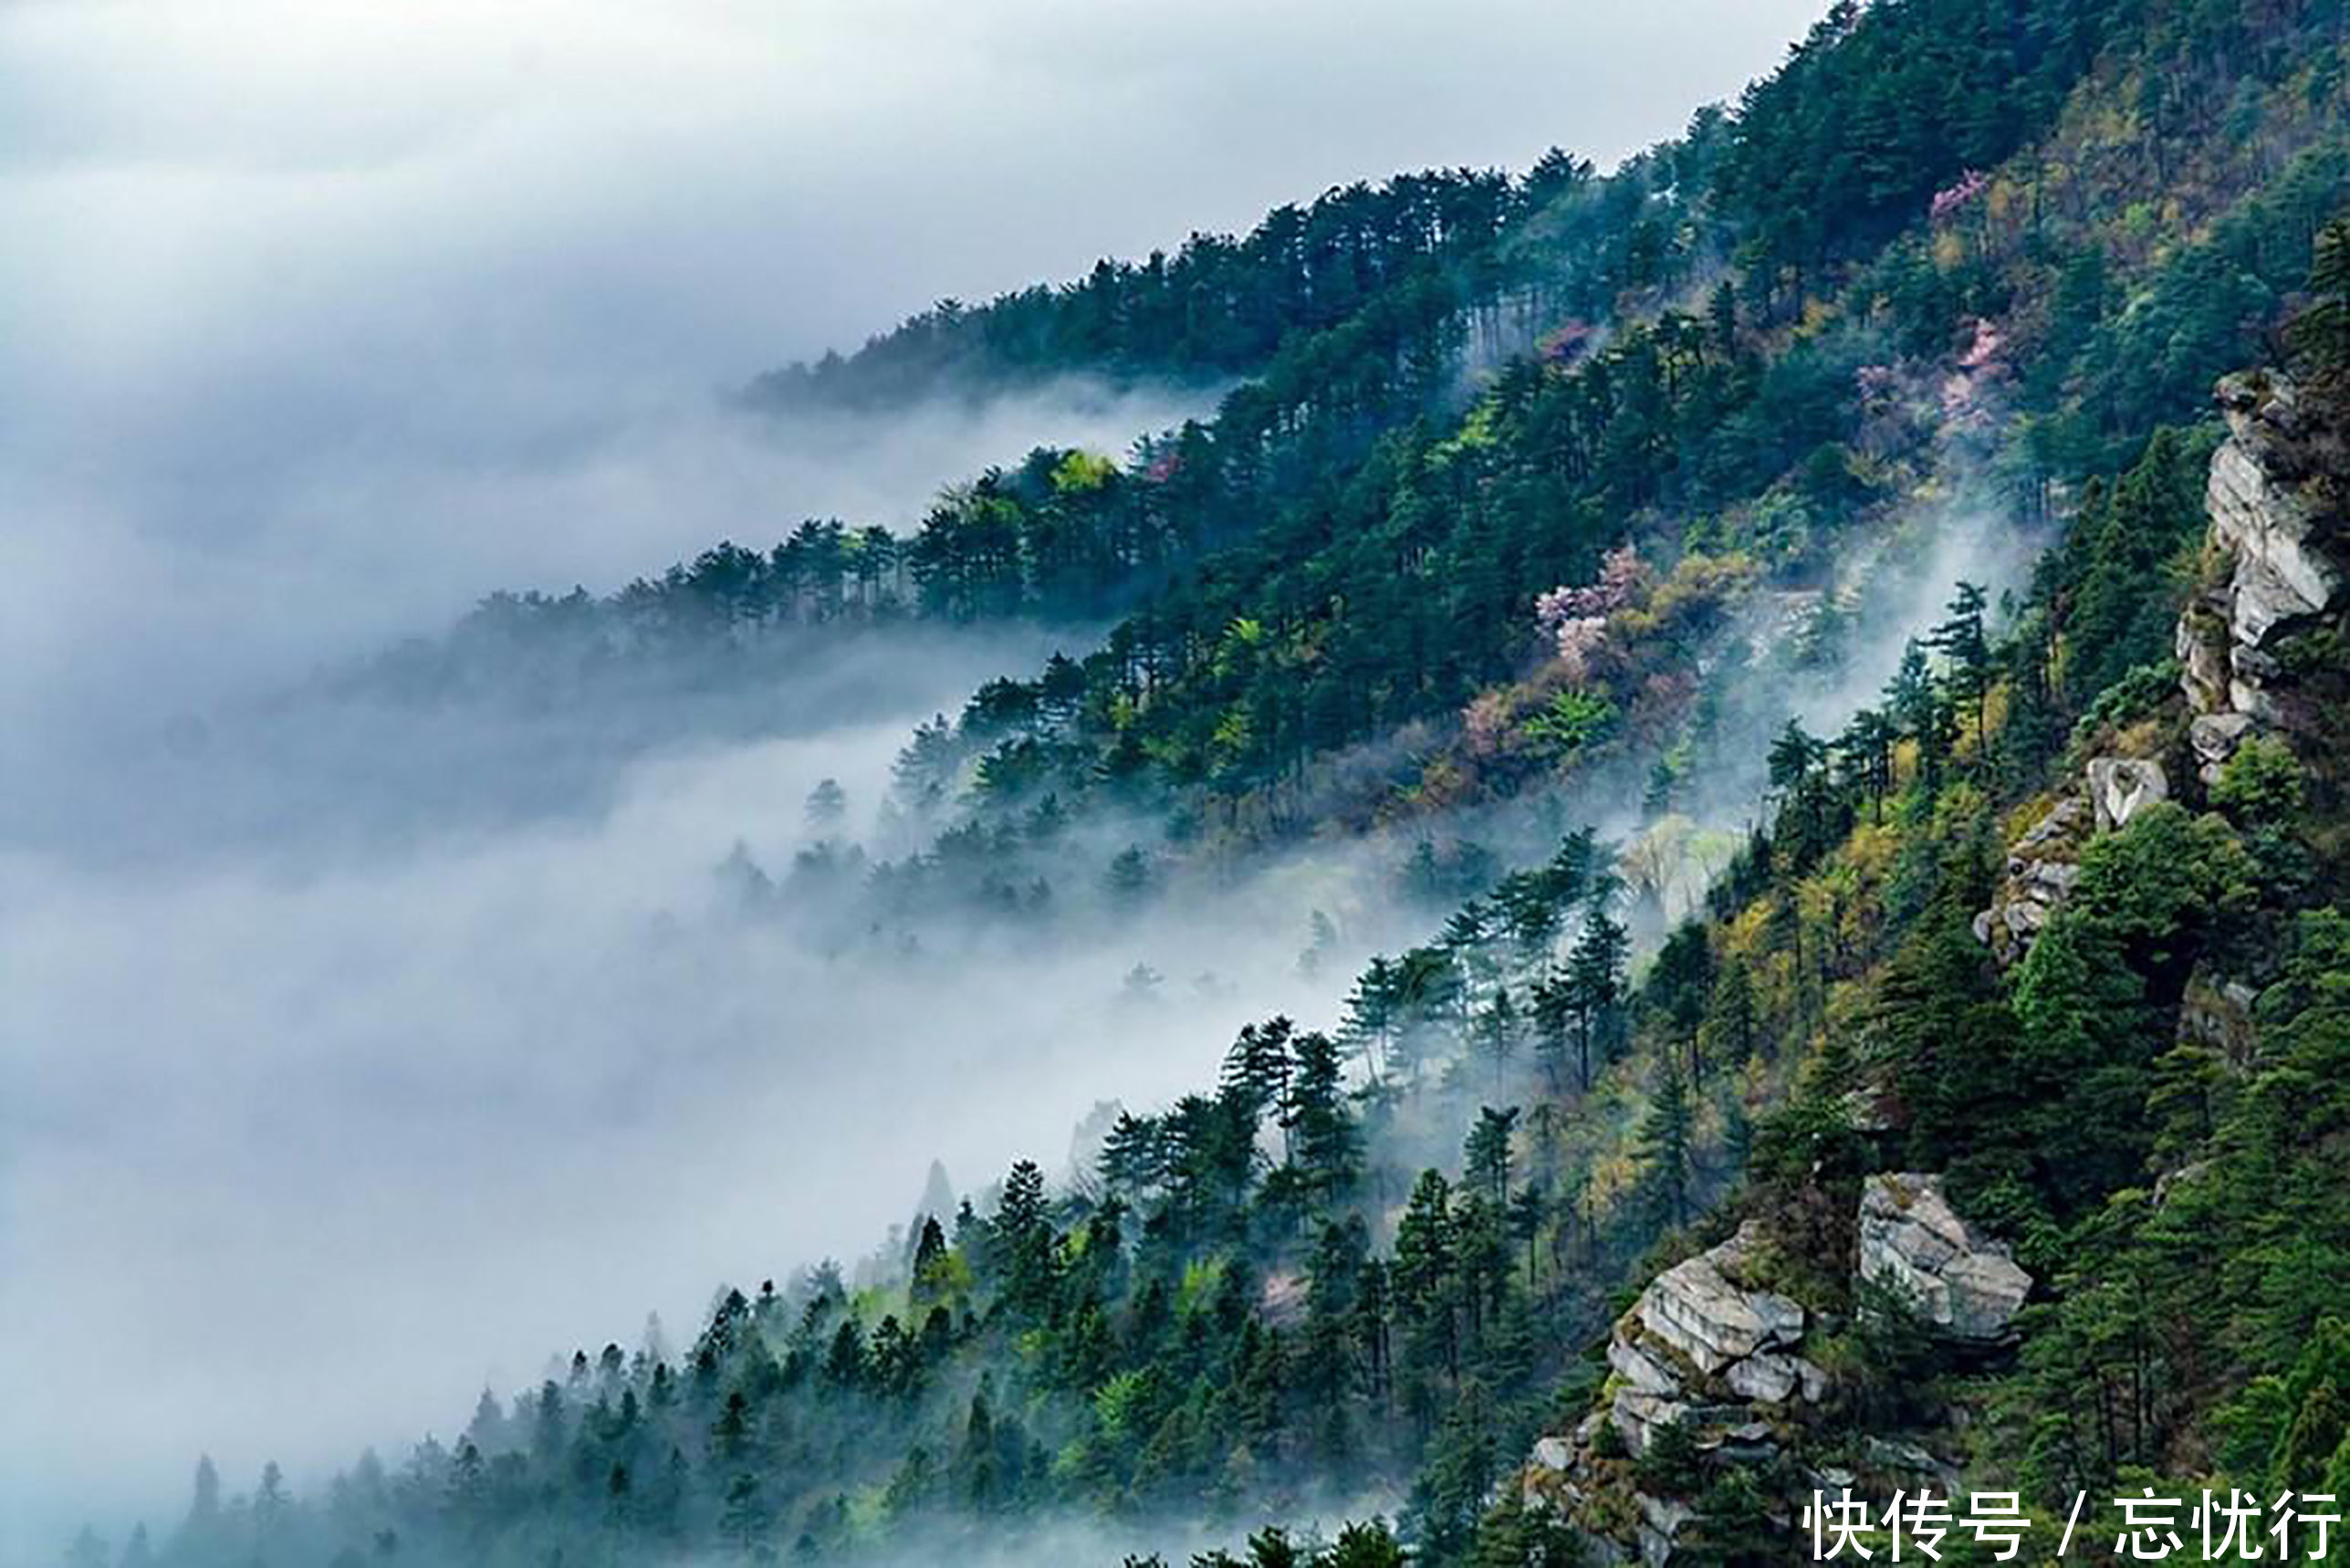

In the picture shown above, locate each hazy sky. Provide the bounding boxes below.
[0,0,1828,1554]
[1,0,1826,741]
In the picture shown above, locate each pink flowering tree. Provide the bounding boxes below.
[1929,169,1989,224]
[1462,689,1513,758]
[1543,615,1610,684]
[1957,317,2004,371]
[1939,317,2010,422]
[1534,544,1647,678]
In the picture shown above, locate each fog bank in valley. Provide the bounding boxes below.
[3,657,1385,1552]
[0,0,1833,1554]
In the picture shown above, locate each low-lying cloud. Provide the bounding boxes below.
[1,651,1394,1552]
[0,0,1837,1554]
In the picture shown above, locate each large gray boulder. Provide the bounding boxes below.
[1974,795,2090,963]
[2209,374,2342,648]
[1724,1350,1827,1405]
[2087,757,2168,831]
[1608,1333,1685,1396]
[1611,1390,1695,1456]
[1857,1173,2031,1344]
[2189,712,2257,783]
[1634,1221,1805,1374]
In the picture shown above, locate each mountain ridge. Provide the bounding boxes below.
[104,3,2350,1566]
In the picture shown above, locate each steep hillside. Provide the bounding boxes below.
[408,0,2349,904]
[126,3,2350,1566]
[1513,353,2350,1567]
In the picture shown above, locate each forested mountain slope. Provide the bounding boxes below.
[125,2,2350,1566]
[423,0,2347,868]
[1507,350,2350,1567]
[744,164,1563,411]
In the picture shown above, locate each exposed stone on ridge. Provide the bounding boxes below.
[1612,1391,1695,1456]
[1633,1222,1805,1375]
[2086,756,2167,831]
[1608,1333,1685,1396]
[2179,371,2346,746]
[1976,752,2170,963]
[1973,794,2090,963]
[2188,711,2258,784]
[1725,1350,1828,1405]
[1856,1173,2031,1344]
[2209,372,2342,648]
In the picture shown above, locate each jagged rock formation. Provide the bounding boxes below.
[1523,1221,1828,1565]
[2178,370,2348,776]
[1975,751,2174,963]
[1631,1222,1807,1379]
[1855,1173,2032,1344]
[1972,794,2089,961]
[1975,752,2173,962]
[2085,756,2168,831]
[1523,1181,2025,1564]
[1981,370,2345,953]
[2206,373,2343,646]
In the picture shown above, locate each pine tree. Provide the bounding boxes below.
[991,1159,1058,1315]
[804,777,847,830]
[1469,988,1520,1092]
[1341,956,1401,1082]
[1639,1059,1696,1230]
[1530,969,1573,1093]
[1565,906,1628,1090]
[2289,216,2350,387]
[1462,1106,1520,1207]
[1288,1030,1363,1199]
[1932,580,1992,756]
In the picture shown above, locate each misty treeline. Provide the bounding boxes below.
[131,812,1638,1567]
[397,0,2350,874]
[118,341,2333,1568]
[747,153,1634,413]
[106,366,2289,1565]
[96,0,2350,1564]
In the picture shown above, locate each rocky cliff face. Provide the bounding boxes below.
[1522,1186,2029,1565]
[1524,369,2350,1565]
[1855,1173,2031,1346]
[1977,371,2347,962]
[2178,370,2349,770]
[1974,753,2173,965]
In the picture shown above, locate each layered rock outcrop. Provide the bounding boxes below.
[2206,373,2343,650]
[1975,743,2180,963]
[1975,753,2173,963]
[1524,1180,2025,1564]
[1630,1222,1807,1380]
[1524,1221,1828,1564]
[2177,371,2347,777]
[1979,371,2345,952]
[1855,1173,2032,1344]
[1972,794,2088,960]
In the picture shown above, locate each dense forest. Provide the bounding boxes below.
[104,1,2350,1565]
